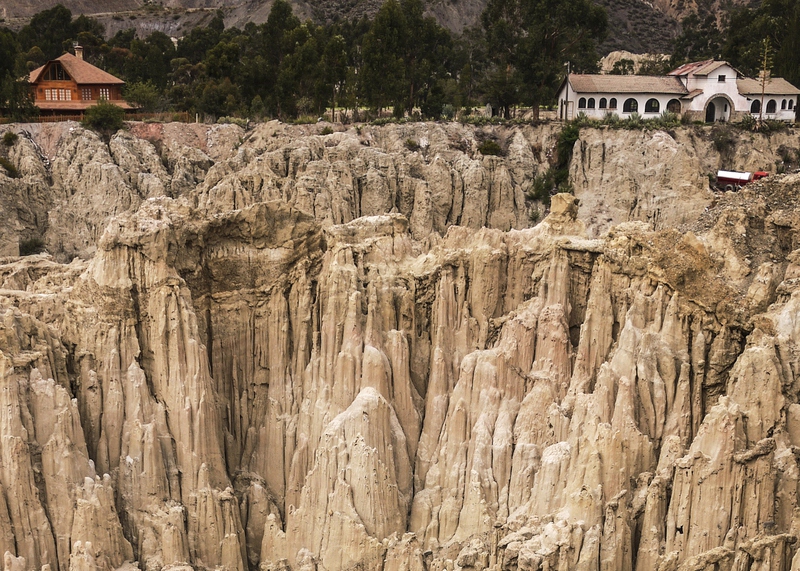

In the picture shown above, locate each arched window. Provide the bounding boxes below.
[623,98,638,113]
[587,98,596,109]
[782,99,787,109]
[767,99,777,113]
[667,99,681,113]
[645,98,660,113]
[751,100,760,113]
[578,97,586,109]
[609,98,617,109]
[599,98,607,109]
[790,99,795,110]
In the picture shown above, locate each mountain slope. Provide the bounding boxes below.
[4,0,755,55]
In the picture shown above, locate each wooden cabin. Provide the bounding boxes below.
[28,46,133,114]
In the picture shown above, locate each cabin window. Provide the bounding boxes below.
[44,62,70,81]
[782,99,787,110]
[587,98,595,109]
[790,99,795,110]
[609,98,617,109]
[718,75,726,82]
[767,99,777,113]
[623,98,638,113]
[645,98,660,113]
[82,88,92,100]
[578,97,586,109]
[667,99,681,113]
[751,100,760,113]
[100,87,111,100]
[599,98,607,109]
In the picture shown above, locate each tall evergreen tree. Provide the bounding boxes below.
[361,0,407,114]
[481,0,607,118]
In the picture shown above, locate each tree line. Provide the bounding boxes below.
[0,0,607,121]
[0,0,798,122]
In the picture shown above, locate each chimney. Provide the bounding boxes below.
[73,41,83,60]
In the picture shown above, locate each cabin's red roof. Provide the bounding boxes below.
[29,53,124,85]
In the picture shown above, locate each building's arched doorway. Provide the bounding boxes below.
[705,96,732,122]
[705,102,716,122]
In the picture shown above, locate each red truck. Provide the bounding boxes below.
[715,170,768,191]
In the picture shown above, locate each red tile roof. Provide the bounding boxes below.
[668,60,742,78]
[567,74,688,94]
[29,53,124,86]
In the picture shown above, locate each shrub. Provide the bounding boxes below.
[82,100,126,136]
[19,237,45,256]
[556,123,581,169]
[738,114,757,130]
[654,111,679,128]
[441,104,456,121]
[217,116,248,128]
[778,145,799,166]
[404,138,420,151]
[760,119,789,133]
[0,156,18,178]
[625,112,643,129]
[711,124,736,155]
[478,140,503,156]
[601,112,620,126]
[574,111,599,128]
[320,126,333,136]
[526,167,573,205]
[2,131,18,146]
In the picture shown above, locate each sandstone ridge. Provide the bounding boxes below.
[0,120,799,571]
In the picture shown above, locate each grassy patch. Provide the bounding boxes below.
[477,140,503,156]
[19,237,45,256]
[0,157,18,178]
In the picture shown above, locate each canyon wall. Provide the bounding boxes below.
[0,120,799,571]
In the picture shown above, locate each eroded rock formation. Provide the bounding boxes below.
[0,120,799,571]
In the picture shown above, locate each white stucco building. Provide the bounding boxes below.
[557,59,799,122]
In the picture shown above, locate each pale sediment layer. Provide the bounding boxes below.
[0,120,799,571]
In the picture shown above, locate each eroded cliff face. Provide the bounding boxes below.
[0,120,800,571]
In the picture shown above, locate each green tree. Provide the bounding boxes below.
[2,77,38,121]
[481,0,607,118]
[177,14,224,64]
[721,0,800,87]
[124,81,161,112]
[361,0,454,117]
[670,12,723,67]
[609,59,634,75]
[82,100,125,137]
[321,34,348,119]
[637,54,671,75]
[18,4,73,59]
[361,0,407,114]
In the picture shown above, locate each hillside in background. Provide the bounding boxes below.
[1,0,757,54]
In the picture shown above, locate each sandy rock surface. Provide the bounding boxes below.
[0,120,799,571]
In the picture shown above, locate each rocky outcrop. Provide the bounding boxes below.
[0,121,800,571]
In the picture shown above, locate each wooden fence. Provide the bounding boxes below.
[1,111,192,124]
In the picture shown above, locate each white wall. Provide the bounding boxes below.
[749,96,797,121]
[556,74,798,122]
[684,64,749,112]
[558,89,683,120]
